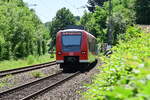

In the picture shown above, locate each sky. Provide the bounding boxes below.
[23,0,88,23]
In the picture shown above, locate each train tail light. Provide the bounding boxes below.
[58,51,62,55]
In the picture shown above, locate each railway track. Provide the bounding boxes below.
[0,61,56,78]
[0,71,80,100]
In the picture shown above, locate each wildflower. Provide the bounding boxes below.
[133,56,138,60]
[146,74,150,80]
[132,69,140,74]
[138,64,144,68]
[110,68,116,72]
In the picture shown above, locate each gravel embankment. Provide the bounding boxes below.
[0,64,60,92]
[1,73,74,100]
[35,61,102,100]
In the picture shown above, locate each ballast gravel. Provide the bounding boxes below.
[35,61,101,100]
[0,64,60,92]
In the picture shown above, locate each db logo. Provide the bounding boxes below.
[69,52,74,56]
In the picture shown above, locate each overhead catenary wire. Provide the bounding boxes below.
[61,0,87,16]
[25,0,88,22]
[26,0,51,23]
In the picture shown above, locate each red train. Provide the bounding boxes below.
[56,28,97,71]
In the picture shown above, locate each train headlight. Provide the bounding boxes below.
[58,51,62,55]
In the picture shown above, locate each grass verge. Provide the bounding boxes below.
[0,54,55,71]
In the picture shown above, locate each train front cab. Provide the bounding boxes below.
[56,29,96,71]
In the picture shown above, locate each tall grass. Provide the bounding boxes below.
[0,54,55,71]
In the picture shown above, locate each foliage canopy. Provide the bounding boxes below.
[0,0,49,60]
[47,7,76,50]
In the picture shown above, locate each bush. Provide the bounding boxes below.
[82,27,150,100]
[0,0,49,61]
[117,26,143,42]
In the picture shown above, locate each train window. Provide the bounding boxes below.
[62,35,81,52]
[91,39,95,52]
[88,35,96,53]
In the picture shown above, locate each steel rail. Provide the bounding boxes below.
[0,71,62,97]
[21,72,80,100]
[0,71,80,100]
[0,61,56,78]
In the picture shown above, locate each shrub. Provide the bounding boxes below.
[82,27,150,100]
[117,26,143,42]
[50,54,54,58]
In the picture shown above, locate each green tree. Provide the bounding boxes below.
[80,7,107,42]
[106,0,136,44]
[82,0,136,44]
[48,7,76,50]
[0,0,49,60]
[87,0,108,12]
[80,11,92,30]
[135,0,150,24]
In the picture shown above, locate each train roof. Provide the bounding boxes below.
[87,32,96,39]
[60,29,83,32]
[58,29,96,39]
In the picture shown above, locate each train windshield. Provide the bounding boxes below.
[62,34,81,52]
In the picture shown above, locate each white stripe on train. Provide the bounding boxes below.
[56,60,88,63]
